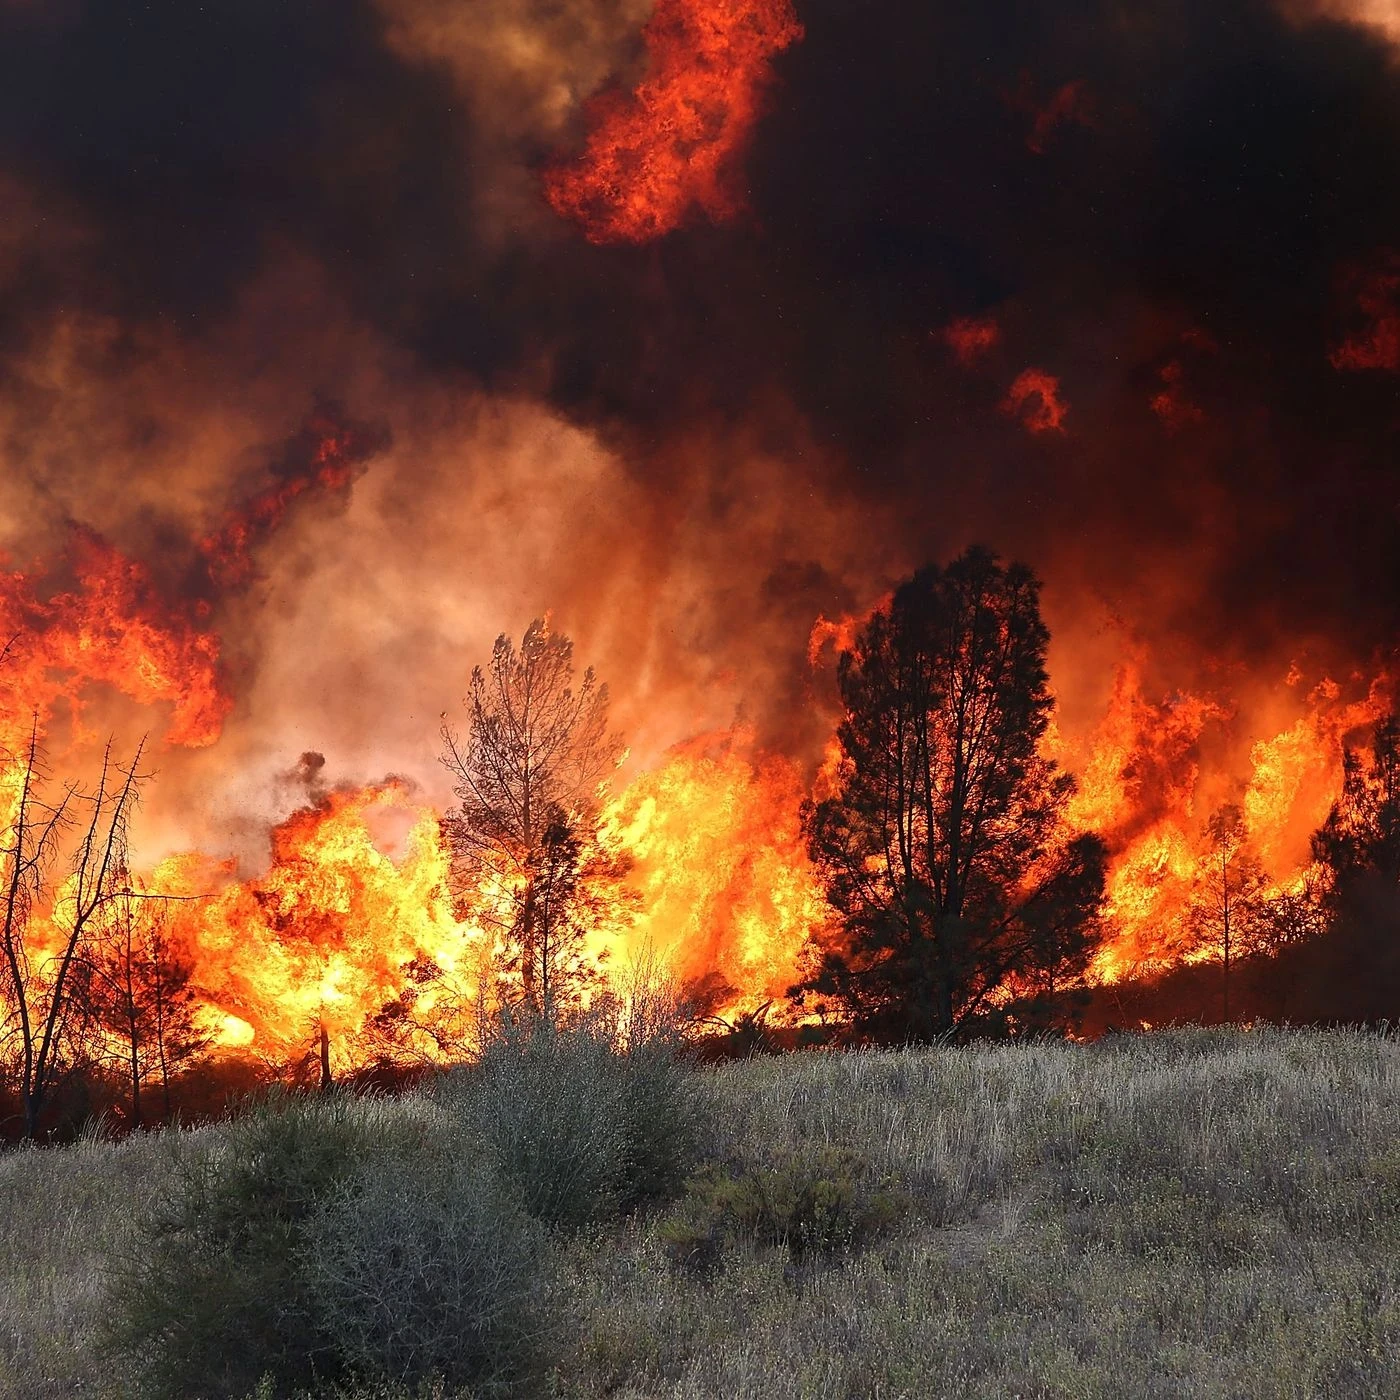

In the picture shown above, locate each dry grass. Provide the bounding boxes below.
[2,1026,1398,1399]
[559,1026,1400,1400]
[0,1125,179,1399]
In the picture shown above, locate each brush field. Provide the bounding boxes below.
[2,1026,1398,1399]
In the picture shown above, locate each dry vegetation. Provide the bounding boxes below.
[2,1026,1398,1400]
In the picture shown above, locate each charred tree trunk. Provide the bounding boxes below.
[1222,848,1232,1025]
[516,879,540,1016]
[122,935,143,1129]
[129,1031,142,1129]
[935,962,956,1038]
[155,976,173,1120]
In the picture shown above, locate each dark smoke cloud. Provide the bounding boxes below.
[2,0,1399,746]
[0,1,472,350]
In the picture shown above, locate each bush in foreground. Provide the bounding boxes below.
[104,1093,403,1399]
[103,1091,554,1399]
[100,1026,703,1397]
[660,1147,907,1268]
[13,1027,1388,1400]
[442,1019,702,1229]
[305,1149,550,1395]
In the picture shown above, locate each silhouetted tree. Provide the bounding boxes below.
[78,878,209,1126]
[1253,877,1328,954]
[1305,715,1400,1013]
[795,548,1106,1041]
[0,727,147,1138]
[1188,804,1270,1023]
[1314,714,1400,890]
[440,620,630,1022]
[522,812,617,1017]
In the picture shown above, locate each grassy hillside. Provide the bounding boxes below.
[3,1027,1398,1399]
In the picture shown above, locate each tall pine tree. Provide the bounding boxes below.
[796,548,1105,1040]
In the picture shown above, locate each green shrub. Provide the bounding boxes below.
[304,1149,551,1395]
[442,1021,702,1228]
[659,1147,907,1268]
[104,1092,407,1399]
[613,1038,704,1205]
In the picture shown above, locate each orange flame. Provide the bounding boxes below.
[0,528,229,754]
[3,472,1393,1059]
[1047,654,1391,979]
[0,407,390,769]
[601,731,826,1014]
[807,597,890,668]
[156,782,488,1066]
[139,731,823,1065]
[147,637,1384,1059]
[199,406,390,587]
[543,0,804,244]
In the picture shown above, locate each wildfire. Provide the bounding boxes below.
[200,404,391,588]
[601,732,826,1013]
[543,0,803,243]
[2,562,1392,1063]
[155,782,490,1069]
[0,412,1392,1065]
[112,637,1395,1045]
[0,528,229,757]
[103,732,819,1067]
[1048,654,1391,979]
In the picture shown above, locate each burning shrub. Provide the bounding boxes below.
[440,1019,703,1228]
[658,1147,907,1268]
[304,1152,551,1395]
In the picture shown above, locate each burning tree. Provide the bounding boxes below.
[1314,714,1400,890]
[1309,714,1400,980]
[0,727,148,1138]
[441,620,629,1023]
[76,879,209,1127]
[796,548,1106,1041]
[1187,804,1270,1023]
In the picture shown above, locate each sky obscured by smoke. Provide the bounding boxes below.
[0,0,1397,854]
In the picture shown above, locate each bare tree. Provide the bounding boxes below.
[1189,804,1269,1024]
[441,620,629,1022]
[78,878,209,1126]
[0,726,147,1138]
[362,954,480,1067]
